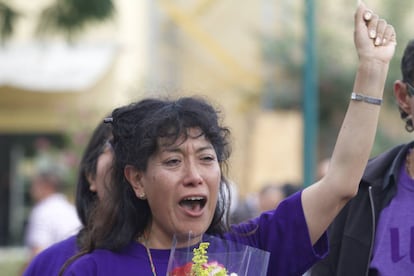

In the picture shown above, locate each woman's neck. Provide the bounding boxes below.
[139,229,203,249]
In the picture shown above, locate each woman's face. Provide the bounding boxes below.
[131,128,221,248]
[88,143,113,200]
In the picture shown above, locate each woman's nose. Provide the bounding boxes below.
[183,162,203,186]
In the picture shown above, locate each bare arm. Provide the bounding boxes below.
[302,2,396,245]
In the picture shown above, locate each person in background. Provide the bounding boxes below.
[311,39,414,276]
[25,170,81,258]
[23,120,113,276]
[258,182,302,213]
[230,182,301,224]
[229,190,259,224]
[60,3,396,275]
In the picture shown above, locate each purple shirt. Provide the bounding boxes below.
[23,235,78,276]
[370,161,414,275]
[63,191,328,275]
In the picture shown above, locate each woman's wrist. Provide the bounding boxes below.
[357,57,391,70]
[353,61,388,98]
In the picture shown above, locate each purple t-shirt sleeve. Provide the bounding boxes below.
[226,191,328,275]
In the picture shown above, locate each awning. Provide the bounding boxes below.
[0,42,117,92]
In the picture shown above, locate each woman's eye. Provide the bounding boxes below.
[201,155,215,162]
[164,159,180,166]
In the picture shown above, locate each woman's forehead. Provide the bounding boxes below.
[157,127,206,147]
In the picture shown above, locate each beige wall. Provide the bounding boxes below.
[246,111,302,194]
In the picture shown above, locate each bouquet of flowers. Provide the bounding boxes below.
[167,234,270,276]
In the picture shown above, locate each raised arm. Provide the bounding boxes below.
[302,2,396,245]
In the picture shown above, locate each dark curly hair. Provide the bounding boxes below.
[75,121,112,240]
[400,40,414,132]
[85,96,232,251]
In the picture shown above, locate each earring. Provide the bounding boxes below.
[405,115,414,132]
[138,193,147,200]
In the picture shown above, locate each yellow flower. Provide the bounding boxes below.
[191,242,230,276]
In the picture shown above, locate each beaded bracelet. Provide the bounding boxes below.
[350,92,382,106]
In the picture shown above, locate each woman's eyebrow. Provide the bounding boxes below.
[160,144,214,154]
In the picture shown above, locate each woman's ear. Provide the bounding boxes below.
[124,165,146,199]
[86,173,98,192]
[394,80,412,114]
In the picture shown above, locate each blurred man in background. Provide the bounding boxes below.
[24,170,81,259]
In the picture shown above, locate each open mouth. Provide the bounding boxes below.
[179,196,207,212]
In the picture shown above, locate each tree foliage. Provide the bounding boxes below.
[0,1,19,44]
[0,0,114,43]
[37,0,115,41]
